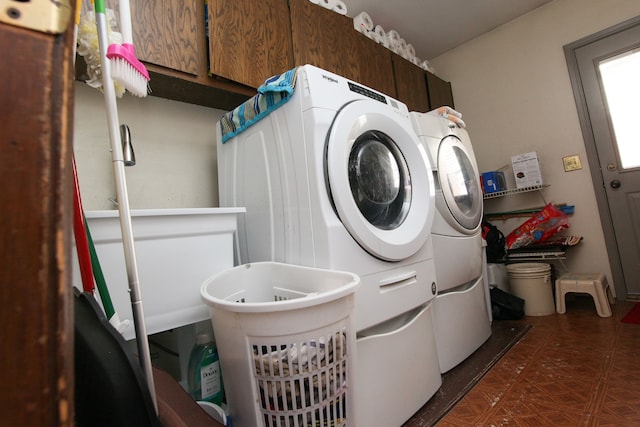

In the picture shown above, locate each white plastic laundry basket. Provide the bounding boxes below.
[200,262,360,427]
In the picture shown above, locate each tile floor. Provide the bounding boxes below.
[431,296,640,427]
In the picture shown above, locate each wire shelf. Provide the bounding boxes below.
[483,184,549,199]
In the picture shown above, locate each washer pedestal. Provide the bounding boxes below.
[355,303,442,427]
[433,277,492,373]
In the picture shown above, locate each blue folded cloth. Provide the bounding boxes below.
[219,67,299,143]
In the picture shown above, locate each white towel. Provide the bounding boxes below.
[333,0,347,15]
[353,11,374,33]
[364,29,378,42]
[387,29,401,47]
[406,43,415,59]
[374,25,386,41]
[319,0,334,10]
[421,59,436,74]
[429,106,466,128]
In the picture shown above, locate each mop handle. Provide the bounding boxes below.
[84,222,116,318]
[72,155,95,293]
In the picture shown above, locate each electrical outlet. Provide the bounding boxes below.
[563,155,582,172]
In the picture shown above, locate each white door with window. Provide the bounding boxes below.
[567,17,640,298]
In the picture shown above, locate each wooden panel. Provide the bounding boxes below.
[426,71,454,109]
[80,0,202,75]
[145,67,253,110]
[392,55,429,112]
[0,19,74,427]
[132,0,202,75]
[209,0,294,89]
[289,0,396,97]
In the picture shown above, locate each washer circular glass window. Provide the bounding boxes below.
[438,135,482,230]
[348,131,411,230]
[325,99,434,261]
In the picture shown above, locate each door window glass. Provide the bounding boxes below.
[599,49,640,169]
[348,131,411,229]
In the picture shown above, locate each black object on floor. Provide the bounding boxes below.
[490,287,525,320]
[403,320,531,427]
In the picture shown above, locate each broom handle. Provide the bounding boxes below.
[119,0,133,45]
[95,0,157,412]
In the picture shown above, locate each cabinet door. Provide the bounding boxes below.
[289,0,396,97]
[208,0,294,89]
[80,0,202,76]
[392,55,429,112]
[426,71,454,109]
[132,0,202,75]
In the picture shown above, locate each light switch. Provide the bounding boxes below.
[563,155,582,172]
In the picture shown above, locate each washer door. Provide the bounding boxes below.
[326,100,435,261]
[437,135,483,231]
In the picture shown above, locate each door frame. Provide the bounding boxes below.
[564,15,640,300]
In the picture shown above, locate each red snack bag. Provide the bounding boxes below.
[505,204,570,250]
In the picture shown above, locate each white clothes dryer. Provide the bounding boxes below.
[410,111,492,373]
[217,65,441,427]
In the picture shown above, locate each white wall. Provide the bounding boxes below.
[73,82,227,210]
[430,0,640,290]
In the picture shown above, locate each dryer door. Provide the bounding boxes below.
[437,135,483,231]
[326,100,435,261]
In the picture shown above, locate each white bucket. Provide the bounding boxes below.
[506,263,554,316]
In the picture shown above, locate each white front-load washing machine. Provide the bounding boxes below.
[217,65,442,427]
[410,111,492,373]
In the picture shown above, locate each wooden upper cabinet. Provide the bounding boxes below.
[77,0,453,112]
[426,71,454,109]
[208,0,294,89]
[131,0,202,76]
[289,0,396,97]
[392,55,429,112]
[80,0,203,75]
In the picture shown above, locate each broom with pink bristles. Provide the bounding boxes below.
[107,0,150,97]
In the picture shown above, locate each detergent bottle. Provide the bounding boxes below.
[187,332,224,404]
